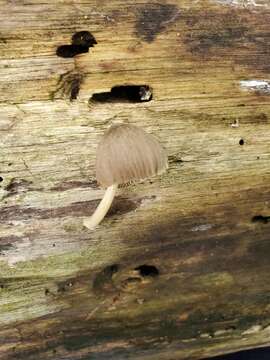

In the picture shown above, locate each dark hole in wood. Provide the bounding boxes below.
[52,243,56,247]
[93,264,119,285]
[56,31,97,58]
[70,78,81,101]
[57,280,73,293]
[90,85,153,103]
[0,176,3,182]
[44,288,50,296]
[0,284,4,289]
[72,31,97,47]
[105,264,119,275]
[252,215,270,224]
[135,264,159,277]
[239,139,244,145]
[93,264,119,293]
[56,45,89,58]
[8,163,12,166]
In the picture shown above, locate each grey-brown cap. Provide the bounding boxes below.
[96,123,168,187]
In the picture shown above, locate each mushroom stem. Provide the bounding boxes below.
[83,183,117,229]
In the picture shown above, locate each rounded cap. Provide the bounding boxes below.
[96,123,168,187]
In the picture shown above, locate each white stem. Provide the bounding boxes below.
[83,184,117,230]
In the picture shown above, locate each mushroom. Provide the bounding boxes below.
[83,123,168,229]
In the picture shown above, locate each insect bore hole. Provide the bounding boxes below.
[252,215,270,224]
[90,85,153,103]
[135,264,159,277]
[56,31,97,58]
[239,139,244,146]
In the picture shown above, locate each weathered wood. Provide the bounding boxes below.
[1,0,270,359]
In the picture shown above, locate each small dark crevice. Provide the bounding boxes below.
[239,139,244,145]
[50,71,83,101]
[56,31,97,58]
[104,264,119,275]
[57,280,74,293]
[44,288,50,296]
[135,264,159,277]
[70,77,81,100]
[90,85,153,103]
[93,264,119,294]
[172,158,183,164]
[252,215,270,224]
[5,178,32,193]
[168,154,184,164]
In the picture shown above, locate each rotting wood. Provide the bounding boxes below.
[1,0,270,359]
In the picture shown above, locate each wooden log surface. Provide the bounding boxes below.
[1,0,270,359]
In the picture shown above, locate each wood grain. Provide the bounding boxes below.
[1,0,270,359]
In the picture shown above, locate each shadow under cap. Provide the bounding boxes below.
[96,123,168,188]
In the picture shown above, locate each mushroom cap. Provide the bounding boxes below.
[96,123,168,187]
